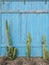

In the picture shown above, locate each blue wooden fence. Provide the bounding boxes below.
[0,1,49,57]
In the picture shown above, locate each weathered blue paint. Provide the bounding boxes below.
[0,1,49,57]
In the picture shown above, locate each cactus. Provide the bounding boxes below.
[26,33,31,60]
[42,35,48,59]
[6,20,16,60]
[6,20,11,46]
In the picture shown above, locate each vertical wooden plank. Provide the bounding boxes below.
[0,2,2,45]
[0,1,2,56]
[18,14,22,44]
[0,14,2,43]
[46,14,49,51]
[0,13,2,56]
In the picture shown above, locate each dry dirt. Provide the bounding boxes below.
[0,57,49,65]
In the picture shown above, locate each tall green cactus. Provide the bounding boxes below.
[6,20,16,60]
[26,33,31,60]
[6,20,11,46]
[42,35,48,59]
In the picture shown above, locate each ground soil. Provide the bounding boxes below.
[0,57,49,65]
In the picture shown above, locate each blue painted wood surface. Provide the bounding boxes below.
[0,1,49,57]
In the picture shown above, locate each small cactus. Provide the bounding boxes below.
[26,33,31,60]
[42,35,48,59]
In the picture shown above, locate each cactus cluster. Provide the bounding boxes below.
[5,20,49,60]
[6,20,16,60]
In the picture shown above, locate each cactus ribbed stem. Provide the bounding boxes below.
[42,35,48,59]
[26,33,31,60]
[6,20,16,60]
